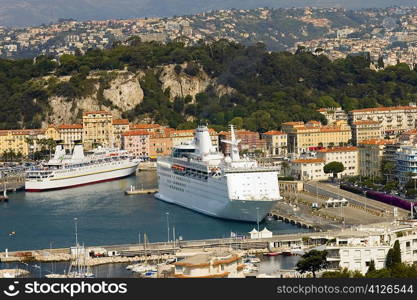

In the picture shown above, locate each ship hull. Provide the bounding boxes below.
[155,192,277,222]
[156,165,280,222]
[25,163,138,192]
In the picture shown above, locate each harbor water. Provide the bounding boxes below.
[0,171,309,252]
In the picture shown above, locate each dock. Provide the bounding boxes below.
[125,185,158,195]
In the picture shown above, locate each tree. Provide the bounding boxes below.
[295,250,328,278]
[323,162,345,179]
[367,260,376,274]
[392,240,402,266]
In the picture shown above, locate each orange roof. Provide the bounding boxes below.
[359,139,397,145]
[282,121,304,126]
[58,124,83,129]
[83,110,112,116]
[352,120,381,125]
[112,119,129,125]
[402,129,417,135]
[263,130,286,136]
[317,108,328,112]
[130,123,162,129]
[292,158,325,164]
[316,146,358,153]
[121,130,150,136]
[351,106,417,113]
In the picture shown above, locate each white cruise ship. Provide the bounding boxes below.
[155,125,281,222]
[25,143,140,192]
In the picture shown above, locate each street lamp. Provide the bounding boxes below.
[166,212,170,243]
[74,218,78,247]
[256,207,260,232]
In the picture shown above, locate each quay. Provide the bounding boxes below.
[0,223,396,266]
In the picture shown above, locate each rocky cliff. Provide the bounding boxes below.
[43,65,234,126]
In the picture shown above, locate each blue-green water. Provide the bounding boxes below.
[0,171,308,252]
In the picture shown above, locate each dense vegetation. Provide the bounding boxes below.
[2,39,417,130]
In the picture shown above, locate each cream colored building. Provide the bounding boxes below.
[348,105,417,137]
[0,129,40,157]
[261,130,288,156]
[173,249,245,278]
[317,107,348,124]
[315,146,359,177]
[82,111,114,150]
[358,139,397,177]
[326,224,417,274]
[351,120,383,146]
[170,129,219,149]
[282,120,351,154]
[57,124,83,151]
[288,158,327,181]
[112,119,130,149]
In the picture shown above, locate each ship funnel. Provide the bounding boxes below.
[71,143,85,160]
[52,144,65,161]
[194,125,213,156]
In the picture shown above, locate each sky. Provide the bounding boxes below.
[0,0,415,27]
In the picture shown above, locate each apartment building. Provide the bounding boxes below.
[261,130,288,157]
[282,120,351,154]
[112,119,130,149]
[317,107,348,124]
[395,145,417,186]
[121,130,150,158]
[350,120,382,146]
[82,111,114,150]
[358,139,397,177]
[57,124,83,151]
[149,129,173,159]
[288,158,327,181]
[348,105,417,137]
[218,130,266,156]
[315,146,359,177]
[170,129,219,150]
[325,225,417,274]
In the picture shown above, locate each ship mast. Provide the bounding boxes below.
[221,125,241,161]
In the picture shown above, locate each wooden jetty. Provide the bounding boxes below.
[125,185,158,195]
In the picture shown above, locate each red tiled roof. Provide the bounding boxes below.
[58,124,83,129]
[83,110,112,116]
[292,158,325,164]
[359,139,397,145]
[351,106,417,113]
[316,146,358,153]
[352,120,381,125]
[130,123,162,129]
[112,119,129,125]
[263,130,286,136]
[121,130,150,136]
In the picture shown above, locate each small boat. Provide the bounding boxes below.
[264,252,280,257]
[280,251,293,256]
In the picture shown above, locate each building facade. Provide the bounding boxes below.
[261,131,288,157]
[348,106,417,137]
[315,147,359,177]
[350,121,382,146]
[112,119,130,149]
[57,124,83,151]
[288,158,327,181]
[121,130,150,158]
[282,120,351,154]
[395,145,417,186]
[219,130,266,156]
[358,139,396,178]
[82,111,114,150]
[317,107,348,124]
